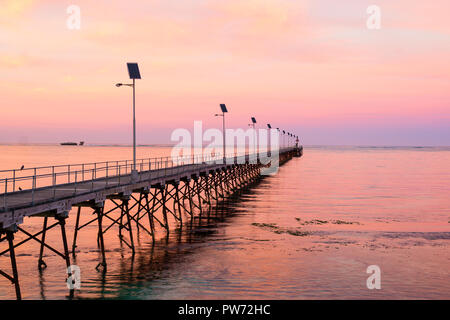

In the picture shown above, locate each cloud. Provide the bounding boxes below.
[0,54,31,68]
[0,54,25,67]
[0,0,34,22]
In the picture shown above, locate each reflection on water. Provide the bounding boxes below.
[1,145,450,299]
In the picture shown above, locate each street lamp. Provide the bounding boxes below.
[267,124,272,154]
[249,117,257,154]
[215,103,228,161]
[116,62,141,180]
[276,128,280,149]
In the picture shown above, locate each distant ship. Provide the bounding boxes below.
[60,141,85,146]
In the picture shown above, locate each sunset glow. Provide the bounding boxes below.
[1,0,449,145]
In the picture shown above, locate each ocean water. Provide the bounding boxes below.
[0,145,449,299]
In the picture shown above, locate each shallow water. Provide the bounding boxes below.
[0,145,449,299]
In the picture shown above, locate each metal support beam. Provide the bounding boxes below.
[95,205,107,271]
[0,230,21,300]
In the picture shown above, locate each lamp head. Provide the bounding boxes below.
[115,83,123,87]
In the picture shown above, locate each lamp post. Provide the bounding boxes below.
[276,128,280,150]
[249,117,257,155]
[215,104,228,162]
[116,63,141,180]
[267,124,272,155]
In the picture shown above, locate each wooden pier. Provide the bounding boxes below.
[0,147,301,299]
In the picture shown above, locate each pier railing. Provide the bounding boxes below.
[0,148,299,210]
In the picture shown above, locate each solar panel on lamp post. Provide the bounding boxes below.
[215,104,228,162]
[116,62,141,180]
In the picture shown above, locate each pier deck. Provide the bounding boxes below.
[0,147,301,299]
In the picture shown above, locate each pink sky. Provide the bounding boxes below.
[1,0,449,145]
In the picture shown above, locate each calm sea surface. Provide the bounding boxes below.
[0,145,449,299]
